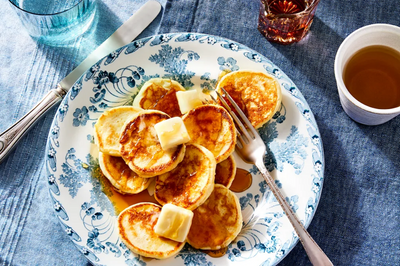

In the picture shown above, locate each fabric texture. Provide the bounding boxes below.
[158,0,400,265]
[1,0,399,265]
[0,0,165,265]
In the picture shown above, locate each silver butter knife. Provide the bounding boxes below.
[0,0,161,163]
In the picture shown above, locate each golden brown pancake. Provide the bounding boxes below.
[215,155,236,188]
[94,106,142,156]
[133,78,185,117]
[119,110,186,178]
[118,203,185,259]
[216,70,282,129]
[182,104,236,163]
[155,144,216,210]
[98,152,153,194]
[187,184,243,250]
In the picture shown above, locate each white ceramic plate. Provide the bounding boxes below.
[45,33,324,266]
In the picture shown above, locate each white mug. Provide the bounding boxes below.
[334,23,400,125]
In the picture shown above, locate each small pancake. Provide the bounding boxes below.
[187,184,243,250]
[118,203,185,259]
[98,152,152,194]
[94,106,142,156]
[133,78,185,117]
[155,144,216,210]
[182,104,236,163]
[216,70,282,129]
[119,110,186,178]
[215,155,236,188]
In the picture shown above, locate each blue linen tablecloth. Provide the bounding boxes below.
[0,0,399,265]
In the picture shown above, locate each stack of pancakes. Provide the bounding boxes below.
[94,71,282,260]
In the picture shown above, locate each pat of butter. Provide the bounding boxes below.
[154,203,194,242]
[154,117,190,150]
[176,90,203,114]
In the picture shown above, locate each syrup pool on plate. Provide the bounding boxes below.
[106,185,158,215]
[100,167,253,214]
[229,168,253,193]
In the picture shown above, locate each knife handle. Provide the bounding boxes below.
[0,85,67,163]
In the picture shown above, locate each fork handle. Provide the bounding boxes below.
[256,161,333,266]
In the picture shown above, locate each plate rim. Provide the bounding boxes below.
[45,31,325,266]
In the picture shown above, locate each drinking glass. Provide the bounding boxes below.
[258,0,320,44]
[9,0,97,45]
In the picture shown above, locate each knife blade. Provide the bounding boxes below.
[0,0,162,163]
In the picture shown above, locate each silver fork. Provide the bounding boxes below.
[215,88,333,266]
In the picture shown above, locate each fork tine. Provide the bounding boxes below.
[220,87,259,138]
[208,94,218,104]
[210,93,246,147]
[202,98,213,105]
[215,91,253,143]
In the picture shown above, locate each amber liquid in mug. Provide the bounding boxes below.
[343,45,400,109]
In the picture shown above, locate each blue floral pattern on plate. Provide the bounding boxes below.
[45,33,324,266]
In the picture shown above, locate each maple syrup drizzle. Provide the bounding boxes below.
[107,186,158,215]
[141,256,154,262]
[104,167,253,216]
[203,246,229,258]
[148,87,182,117]
[151,89,170,109]
[229,168,252,193]
[146,149,164,168]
